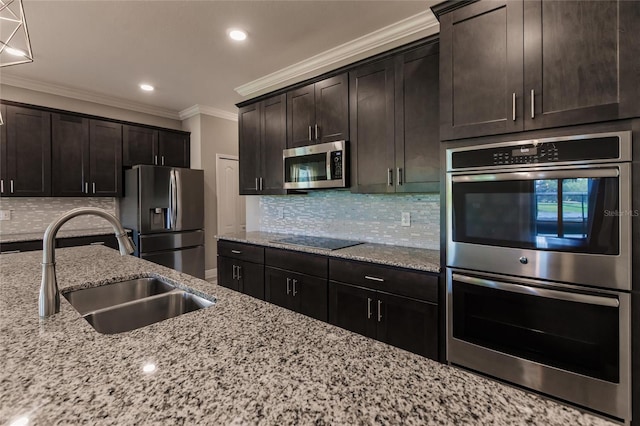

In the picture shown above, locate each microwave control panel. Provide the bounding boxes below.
[331,151,343,179]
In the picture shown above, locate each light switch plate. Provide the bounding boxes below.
[0,210,11,221]
[401,212,410,227]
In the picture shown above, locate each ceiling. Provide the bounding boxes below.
[0,1,439,119]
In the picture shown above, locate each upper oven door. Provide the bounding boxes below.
[446,164,632,290]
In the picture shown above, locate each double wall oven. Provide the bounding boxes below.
[446,132,632,422]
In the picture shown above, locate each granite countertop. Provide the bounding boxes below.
[0,227,129,244]
[0,246,615,425]
[217,231,442,273]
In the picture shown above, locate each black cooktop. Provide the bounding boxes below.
[272,235,363,250]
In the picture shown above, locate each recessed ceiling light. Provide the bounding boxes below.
[5,47,26,57]
[142,363,157,373]
[139,83,154,92]
[228,29,247,41]
[9,416,29,426]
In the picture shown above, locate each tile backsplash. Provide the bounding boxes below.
[0,198,117,235]
[259,191,440,249]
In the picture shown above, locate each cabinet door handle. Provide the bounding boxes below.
[89,242,105,246]
[259,177,263,191]
[512,92,516,121]
[232,265,237,279]
[387,168,393,186]
[365,275,384,282]
[286,277,291,295]
[85,182,88,194]
[367,297,372,319]
[397,168,402,186]
[377,300,382,322]
[155,155,158,165]
[255,178,259,191]
[314,124,319,140]
[292,279,297,296]
[2,250,21,254]
[531,89,535,119]
[161,156,165,166]
[236,265,242,280]
[231,250,242,254]
[10,180,14,194]
[1,179,4,194]
[308,125,312,141]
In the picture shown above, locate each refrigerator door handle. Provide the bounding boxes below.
[168,170,178,230]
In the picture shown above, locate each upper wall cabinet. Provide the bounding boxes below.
[436,0,640,141]
[0,105,51,197]
[287,73,348,147]
[239,94,286,195]
[350,42,440,193]
[123,125,190,168]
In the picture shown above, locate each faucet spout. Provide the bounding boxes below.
[39,207,135,318]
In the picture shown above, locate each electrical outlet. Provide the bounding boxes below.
[0,210,11,221]
[278,207,285,219]
[401,212,410,227]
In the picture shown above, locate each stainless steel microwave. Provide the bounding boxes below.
[283,141,347,189]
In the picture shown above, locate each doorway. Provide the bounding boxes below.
[216,154,246,236]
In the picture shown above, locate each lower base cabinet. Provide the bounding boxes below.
[265,267,328,321]
[218,256,265,299]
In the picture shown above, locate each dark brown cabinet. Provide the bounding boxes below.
[123,126,190,168]
[264,247,328,321]
[328,258,439,360]
[436,0,640,140]
[217,241,265,299]
[1,105,51,197]
[239,94,286,195]
[52,115,122,197]
[287,73,348,147]
[350,41,440,193]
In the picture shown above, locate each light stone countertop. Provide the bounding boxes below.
[0,227,129,244]
[0,246,616,425]
[217,231,442,273]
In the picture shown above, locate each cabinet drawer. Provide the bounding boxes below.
[329,258,438,303]
[265,247,328,278]
[218,240,264,264]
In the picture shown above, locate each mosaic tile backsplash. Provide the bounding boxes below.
[0,198,117,235]
[259,191,440,250]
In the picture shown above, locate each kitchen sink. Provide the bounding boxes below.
[63,277,214,334]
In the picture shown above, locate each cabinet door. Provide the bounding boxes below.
[376,291,438,360]
[294,273,328,322]
[0,104,7,196]
[523,0,636,129]
[238,103,261,195]
[394,43,440,193]
[439,0,524,140]
[315,74,349,144]
[4,105,51,196]
[287,83,315,148]
[260,94,286,194]
[349,59,396,193]
[123,125,158,166]
[89,120,122,197]
[158,131,189,168]
[217,256,239,291]
[238,261,265,300]
[328,281,377,339]
[52,113,89,197]
[265,267,295,311]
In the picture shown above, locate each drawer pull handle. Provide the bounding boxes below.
[367,297,372,319]
[2,250,21,254]
[365,275,384,282]
[377,300,382,322]
[231,250,242,254]
[89,242,105,246]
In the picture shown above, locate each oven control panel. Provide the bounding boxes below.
[492,145,559,165]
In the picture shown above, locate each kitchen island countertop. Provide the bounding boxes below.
[217,231,442,273]
[0,246,615,425]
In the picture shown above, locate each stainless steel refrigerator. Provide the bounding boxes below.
[120,165,205,279]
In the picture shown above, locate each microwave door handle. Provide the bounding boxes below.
[452,273,620,308]
[327,151,332,180]
[451,168,619,183]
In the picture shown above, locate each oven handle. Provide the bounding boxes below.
[451,168,618,183]
[452,273,620,308]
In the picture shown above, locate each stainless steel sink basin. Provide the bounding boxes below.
[63,277,214,334]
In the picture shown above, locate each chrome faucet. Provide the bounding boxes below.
[39,207,136,318]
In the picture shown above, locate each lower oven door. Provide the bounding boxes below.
[447,269,631,421]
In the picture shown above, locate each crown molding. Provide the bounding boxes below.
[179,104,237,122]
[0,74,181,120]
[234,10,439,97]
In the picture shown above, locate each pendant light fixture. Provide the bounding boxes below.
[0,0,34,67]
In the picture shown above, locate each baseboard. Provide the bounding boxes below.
[205,268,217,280]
